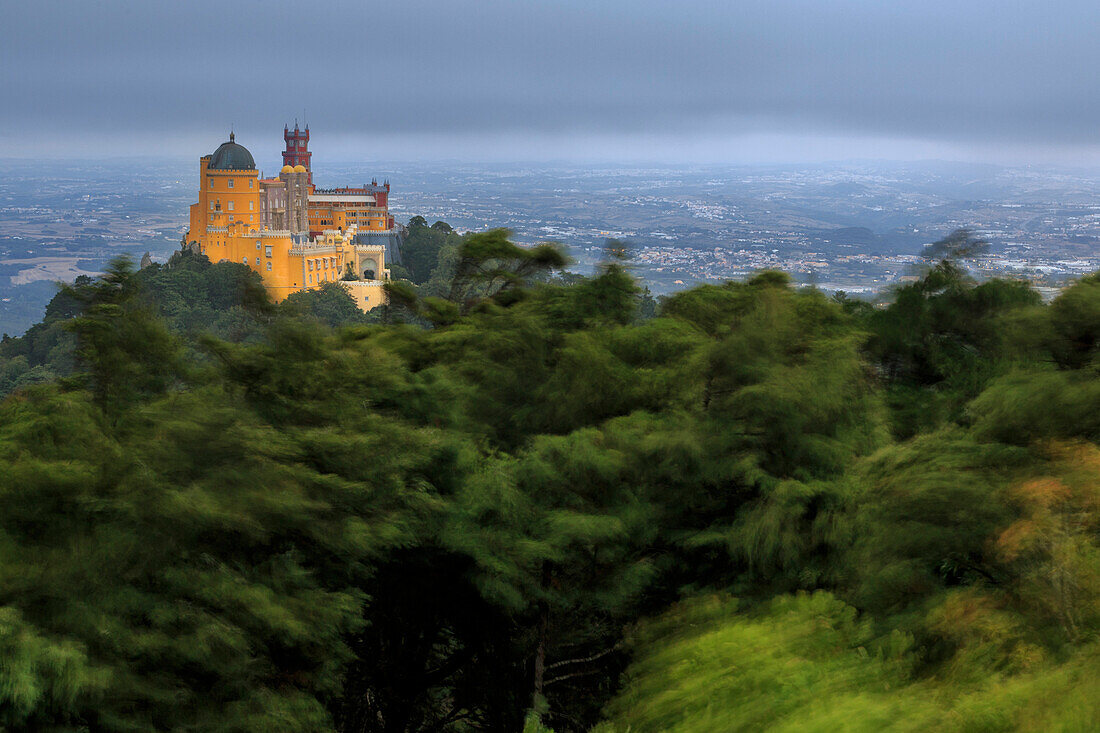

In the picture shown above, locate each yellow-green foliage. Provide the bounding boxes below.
[600,592,1100,733]
[600,593,922,733]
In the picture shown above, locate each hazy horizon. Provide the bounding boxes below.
[7,153,1100,178]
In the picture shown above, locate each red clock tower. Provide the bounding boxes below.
[282,122,312,184]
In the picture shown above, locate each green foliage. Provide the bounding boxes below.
[849,431,1028,613]
[137,248,272,333]
[921,227,990,261]
[281,281,367,328]
[62,257,183,415]
[600,590,1100,733]
[0,386,370,730]
[1047,272,1100,368]
[0,250,271,397]
[401,216,465,284]
[600,592,919,733]
[865,260,1043,437]
[8,239,1100,732]
[603,438,1100,730]
[0,606,107,730]
[447,229,568,311]
[544,262,639,328]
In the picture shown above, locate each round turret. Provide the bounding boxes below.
[281,164,294,174]
[208,133,256,171]
[293,165,307,173]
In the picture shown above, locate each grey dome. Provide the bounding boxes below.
[208,133,255,171]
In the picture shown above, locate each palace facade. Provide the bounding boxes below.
[183,125,400,310]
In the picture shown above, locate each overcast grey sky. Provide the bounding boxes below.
[2,0,1098,164]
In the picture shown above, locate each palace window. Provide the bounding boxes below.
[256,240,261,249]
[209,179,214,189]
[308,260,314,271]
[227,179,234,189]
[227,201,234,211]
[266,261,272,271]
[265,246,272,257]
[242,257,248,264]
[209,202,215,210]
[248,179,254,189]
[249,201,254,210]
[255,257,260,266]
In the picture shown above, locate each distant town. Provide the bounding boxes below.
[3,158,1100,333]
[381,161,1100,298]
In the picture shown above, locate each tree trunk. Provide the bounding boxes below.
[532,564,552,708]
[533,607,548,705]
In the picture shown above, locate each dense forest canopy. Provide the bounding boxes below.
[2,225,1100,731]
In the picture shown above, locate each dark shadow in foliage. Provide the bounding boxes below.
[333,552,529,733]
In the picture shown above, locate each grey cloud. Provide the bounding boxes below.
[3,0,1098,159]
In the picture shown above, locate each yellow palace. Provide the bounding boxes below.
[183,126,400,310]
